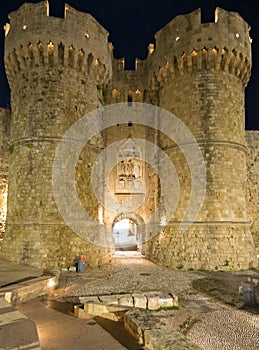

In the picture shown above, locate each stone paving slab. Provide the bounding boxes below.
[0,298,41,350]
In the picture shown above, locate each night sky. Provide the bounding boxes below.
[0,0,258,129]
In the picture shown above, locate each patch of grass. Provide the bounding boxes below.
[176,264,184,269]
[153,305,180,312]
[8,144,14,154]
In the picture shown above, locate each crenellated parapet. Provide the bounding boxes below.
[151,45,251,87]
[109,57,148,104]
[148,8,252,87]
[4,1,112,89]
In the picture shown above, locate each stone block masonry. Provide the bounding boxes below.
[246,131,259,257]
[0,108,10,244]
[0,1,258,270]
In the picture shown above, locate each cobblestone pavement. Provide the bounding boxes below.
[187,308,259,350]
[49,253,259,350]
[54,253,205,299]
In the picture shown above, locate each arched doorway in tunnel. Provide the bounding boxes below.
[112,213,145,252]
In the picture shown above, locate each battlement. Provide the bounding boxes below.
[5,1,109,40]
[4,1,112,87]
[154,7,251,54]
[4,3,252,88]
[147,8,252,86]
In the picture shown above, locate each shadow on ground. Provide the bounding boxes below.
[191,270,259,313]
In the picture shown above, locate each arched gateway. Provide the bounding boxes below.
[112,213,145,251]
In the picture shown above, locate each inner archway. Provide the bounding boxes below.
[113,218,137,251]
[112,213,145,253]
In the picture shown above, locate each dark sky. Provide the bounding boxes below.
[0,0,258,129]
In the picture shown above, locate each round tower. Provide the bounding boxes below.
[146,8,257,269]
[1,1,112,268]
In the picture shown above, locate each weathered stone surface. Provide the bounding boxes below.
[98,295,119,305]
[246,131,259,257]
[118,294,134,307]
[145,292,161,310]
[124,308,200,349]
[0,108,10,245]
[79,296,99,304]
[171,294,179,307]
[144,328,201,350]
[83,302,128,322]
[158,294,174,308]
[133,293,147,309]
[124,308,160,344]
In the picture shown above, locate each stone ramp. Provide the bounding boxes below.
[0,259,59,350]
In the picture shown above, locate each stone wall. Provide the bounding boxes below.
[246,131,259,256]
[0,108,10,243]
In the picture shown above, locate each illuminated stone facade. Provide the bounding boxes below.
[0,1,258,269]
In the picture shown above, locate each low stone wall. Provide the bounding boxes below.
[124,308,201,349]
[79,291,179,310]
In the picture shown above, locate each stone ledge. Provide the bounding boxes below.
[2,274,59,305]
[79,291,179,310]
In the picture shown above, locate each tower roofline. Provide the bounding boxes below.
[6,1,109,39]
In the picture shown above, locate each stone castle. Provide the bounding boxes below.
[0,1,258,270]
